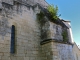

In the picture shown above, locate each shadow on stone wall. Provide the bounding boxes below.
[0,17,10,39]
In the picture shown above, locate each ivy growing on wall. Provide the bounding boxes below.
[62,30,68,42]
[37,11,44,20]
[37,11,47,40]
[37,11,45,26]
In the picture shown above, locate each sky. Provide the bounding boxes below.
[46,0,80,45]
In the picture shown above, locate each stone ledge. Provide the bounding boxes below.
[40,39,73,45]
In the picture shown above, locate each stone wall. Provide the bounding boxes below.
[73,43,80,60]
[0,1,44,60]
[50,22,63,41]
[0,0,79,60]
[62,20,74,44]
[2,0,13,5]
[41,20,65,41]
[41,41,75,60]
[1,0,48,7]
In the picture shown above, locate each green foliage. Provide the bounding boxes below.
[37,11,44,20]
[62,31,68,42]
[47,4,60,20]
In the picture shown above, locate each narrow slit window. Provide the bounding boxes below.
[10,25,15,54]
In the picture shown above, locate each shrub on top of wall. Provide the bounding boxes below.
[47,4,61,21]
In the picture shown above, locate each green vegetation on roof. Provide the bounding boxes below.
[47,4,61,20]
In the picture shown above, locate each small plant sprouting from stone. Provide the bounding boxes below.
[62,30,68,42]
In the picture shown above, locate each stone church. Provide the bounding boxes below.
[0,0,79,60]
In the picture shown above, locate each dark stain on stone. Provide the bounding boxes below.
[0,17,10,36]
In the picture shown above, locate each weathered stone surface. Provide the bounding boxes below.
[41,41,76,60]
[0,0,79,60]
[41,20,63,41]
[0,0,43,60]
[2,0,13,5]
